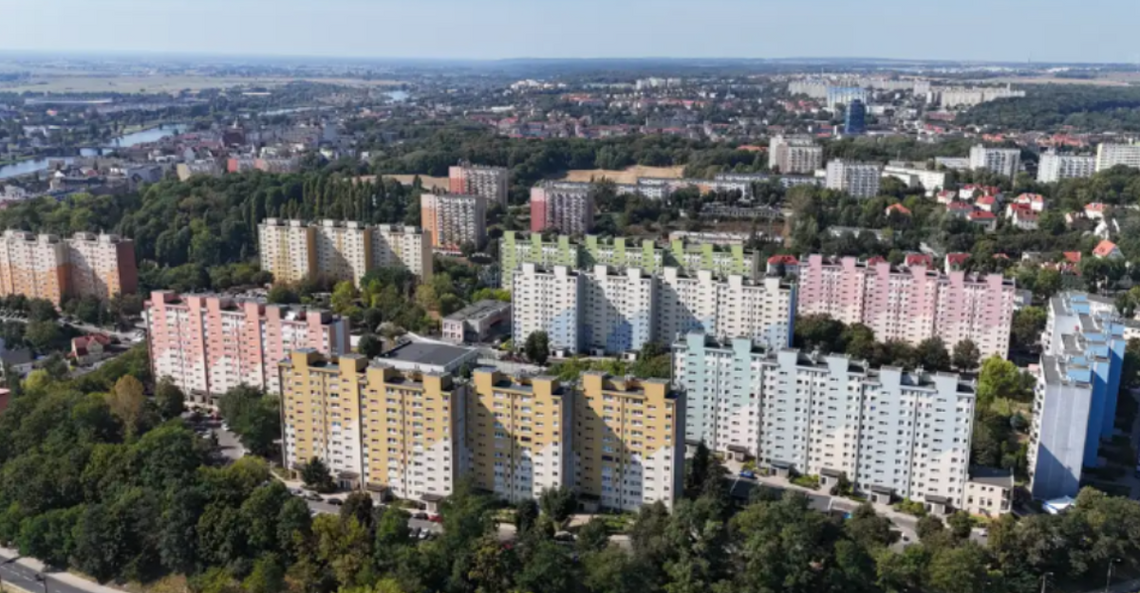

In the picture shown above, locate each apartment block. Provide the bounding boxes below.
[279,350,463,500]
[530,183,595,235]
[576,372,684,511]
[449,162,509,207]
[1029,293,1126,500]
[714,275,796,349]
[0,230,137,306]
[1037,151,1096,183]
[370,225,433,282]
[969,145,1021,179]
[825,160,882,198]
[315,220,372,286]
[1094,142,1140,172]
[258,219,431,286]
[258,219,317,285]
[768,135,823,174]
[672,333,976,511]
[511,263,582,354]
[581,266,656,354]
[421,193,487,252]
[146,291,351,402]
[468,370,572,502]
[798,255,1014,358]
[500,231,761,289]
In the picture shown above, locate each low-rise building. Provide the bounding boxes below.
[964,467,1014,517]
[442,300,512,344]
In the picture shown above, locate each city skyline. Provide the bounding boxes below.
[1,0,1137,64]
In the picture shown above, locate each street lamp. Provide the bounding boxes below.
[1106,558,1122,593]
[1040,571,1054,593]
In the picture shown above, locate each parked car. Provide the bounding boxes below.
[412,511,428,520]
[327,498,344,506]
[739,470,757,479]
[428,514,443,523]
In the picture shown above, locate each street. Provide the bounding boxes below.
[0,549,121,593]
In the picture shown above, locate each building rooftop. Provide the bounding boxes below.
[377,341,474,369]
[968,466,1014,488]
[444,300,511,323]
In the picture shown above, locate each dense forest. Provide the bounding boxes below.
[956,85,1140,132]
[2,356,1140,593]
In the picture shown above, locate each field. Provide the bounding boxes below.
[0,74,403,94]
[382,174,451,192]
[558,165,685,185]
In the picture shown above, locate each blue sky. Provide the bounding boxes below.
[0,0,1134,63]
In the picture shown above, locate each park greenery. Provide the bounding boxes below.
[957,85,1140,132]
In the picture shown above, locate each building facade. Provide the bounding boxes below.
[577,372,684,511]
[0,230,137,306]
[441,300,512,344]
[1095,142,1140,172]
[672,333,977,511]
[844,99,867,135]
[1037,152,1096,183]
[146,291,351,402]
[259,219,432,286]
[768,135,823,174]
[798,255,1014,358]
[279,350,464,500]
[449,163,509,207]
[529,183,595,235]
[1028,293,1126,500]
[969,145,1021,178]
[468,370,572,502]
[512,264,582,354]
[825,160,882,198]
[421,193,488,252]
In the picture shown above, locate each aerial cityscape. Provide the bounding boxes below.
[2,3,1140,593]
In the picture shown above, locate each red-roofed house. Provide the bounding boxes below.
[1085,203,1107,220]
[767,255,800,276]
[1008,205,1039,230]
[885,203,912,217]
[968,210,998,232]
[865,256,888,266]
[936,190,958,205]
[906,253,934,268]
[946,201,974,219]
[962,184,1001,198]
[975,195,998,213]
[1015,193,1046,212]
[71,334,111,365]
[1093,240,1123,260]
[945,252,971,272]
[1063,251,1082,264]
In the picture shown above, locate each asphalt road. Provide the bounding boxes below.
[0,556,79,593]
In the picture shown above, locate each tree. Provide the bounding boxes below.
[301,457,336,493]
[794,313,845,352]
[1011,306,1047,353]
[267,284,299,304]
[538,486,577,524]
[515,498,539,535]
[916,515,945,542]
[107,375,147,435]
[340,492,374,531]
[25,319,61,352]
[357,333,383,358]
[331,281,359,315]
[685,441,713,499]
[218,385,281,457]
[952,339,981,371]
[524,331,551,365]
[154,378,186,420]
[978,355,1023,407]
[916,337,951,372]
[946,511,974,541]
[844,504,897,550]
[927,543,989,593]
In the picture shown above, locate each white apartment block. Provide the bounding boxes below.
[511,263,582,354]
[657,268,720,345]
[450,163,510,207]
[582,266,656,355]
[673,334,976,510]
[1095,142,1140,172]
[769,136,823,174]
[969,145,1021,179]
[882,164,947,194]
[715,275,795,349]
[825,160,882,198]
[315,220,372,286]
[371,225,432,280]
[1037,152,1096,183]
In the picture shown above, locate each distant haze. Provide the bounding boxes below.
[1,0,1136,64]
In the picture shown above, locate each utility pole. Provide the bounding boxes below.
[1105,558,1121,593]
[1040,571,1053,593]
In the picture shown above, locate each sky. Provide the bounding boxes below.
[0,0,1136,64]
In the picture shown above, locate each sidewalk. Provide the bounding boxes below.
[0,547,126,593]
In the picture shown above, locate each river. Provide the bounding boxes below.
[0,123,189,180]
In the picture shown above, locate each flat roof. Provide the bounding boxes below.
[444,299,511,322]
[378,341,474,368]
[968,465,1014,488]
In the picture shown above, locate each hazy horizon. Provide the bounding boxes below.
[1,0,1137,64]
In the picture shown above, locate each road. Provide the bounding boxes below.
[0,550,120,593]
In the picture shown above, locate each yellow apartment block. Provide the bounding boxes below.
[279,349,464,503]
[469,370,572,502]
[576,371,684,512]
